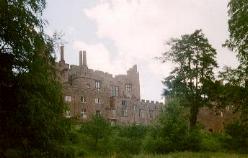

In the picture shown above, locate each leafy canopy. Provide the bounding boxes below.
[160,30,218,128]
[0,0,73,157]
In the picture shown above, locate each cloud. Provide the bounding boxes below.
[80,0,238,101]
[73,41,115,73]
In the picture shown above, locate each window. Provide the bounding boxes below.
[139,109,142,118]
[226,106,230,111]
[220,112,223,117]
[111,86,119,96]
[110,120,116,126]
[80,96,86,103]
[65,110,71,118]
[86,83,90,88]
[122,100,127,106]
[149,110,153,118]
[65,96,72,102]
[96,110,101,116]
[121,109,128,117]
[133,105,137,111]
[112,109,116,116]
[95,98,100,104]
[121,100,128,117]
[125,84,132,92]
[95,80,100,90]
[81,109,87,119]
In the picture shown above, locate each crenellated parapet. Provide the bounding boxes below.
[56,45,162,125]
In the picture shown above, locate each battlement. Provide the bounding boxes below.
[67,60,138,82]
[127,65,138,73]
[140,99,163,107]
[56,46,161,125]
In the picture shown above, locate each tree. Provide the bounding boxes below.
[219,0,248,151]
[112,124,147,155]
[160,30,218,128]
[80,115,111,152]
[143,98,201,153]
[0,0,46,71]
[0,1,73,157]
[226,0,248,67]
[225,0,248,123]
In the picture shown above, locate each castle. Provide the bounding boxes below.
[56,46,235,131]
[56,46,163,125]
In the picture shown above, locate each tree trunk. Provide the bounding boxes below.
[189,104,199,129]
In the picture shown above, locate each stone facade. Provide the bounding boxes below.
[56,46,235,130]
[197,106,237,132]
[56,46,163,125]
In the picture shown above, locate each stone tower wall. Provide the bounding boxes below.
[56,47,163,124]
[56,47,235,131]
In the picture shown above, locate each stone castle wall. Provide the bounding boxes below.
[56,46,163,125]
[56,46,235,130]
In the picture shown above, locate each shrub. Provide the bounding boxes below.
[80,115,112,155]
[224,121,248,153]
[143,99,191,153]
[184,128,202,151]
[200,132,226,152]
[112,124,147,155]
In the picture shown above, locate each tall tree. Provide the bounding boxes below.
[160,30,218,128]
[220,0,248,150]
[227,0,248,68]
[225,0,248,119]
[80,115,111,152]
[0,0,73,157]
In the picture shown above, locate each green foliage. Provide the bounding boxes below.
[0,0,46,70]
[142,99,231,154]
[0,38,73,157]
[0,0,74,157]
[220,0,248,153]
[224,121,248,153]
[226,0,248,65]
[133,152,248,158]
[225,0,248,127]
[143,99,202,153]
[68,120,148,157]
[200,132,226,152]
[80,115,112,155]
[112,124,147,155]
[160,30,218,128]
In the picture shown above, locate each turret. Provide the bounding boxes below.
[79,50,82,66]
[83,50,87,67]
[79,50,87,67]
[60,45,65,62]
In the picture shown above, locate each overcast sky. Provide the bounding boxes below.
[44,0,238,102]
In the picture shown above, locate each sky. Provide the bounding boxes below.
[44,0,238,102]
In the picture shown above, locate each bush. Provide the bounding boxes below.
[112,124,147,155]
[80,115,112,155]
[184,128,202,151]
[143,99,191,153]
[200,132,226,152]
[224,121,248,153]
[142,99,231,153]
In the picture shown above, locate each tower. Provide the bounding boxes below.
[79,50,87,67]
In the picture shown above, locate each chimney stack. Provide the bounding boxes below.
[60,45,64,61]
[83,50,87,66]
[79,50,82,66]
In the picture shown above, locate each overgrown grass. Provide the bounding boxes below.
[133,152,248,158]
[82,152,248,158]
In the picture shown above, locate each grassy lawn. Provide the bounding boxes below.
[133,152,248,158]
[84,152,248,158]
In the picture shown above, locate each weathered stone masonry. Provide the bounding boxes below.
[56,46,163,125]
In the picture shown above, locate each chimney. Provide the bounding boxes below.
[60,45,64,61]
[79,50,82,66]
[83,50,87,66]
